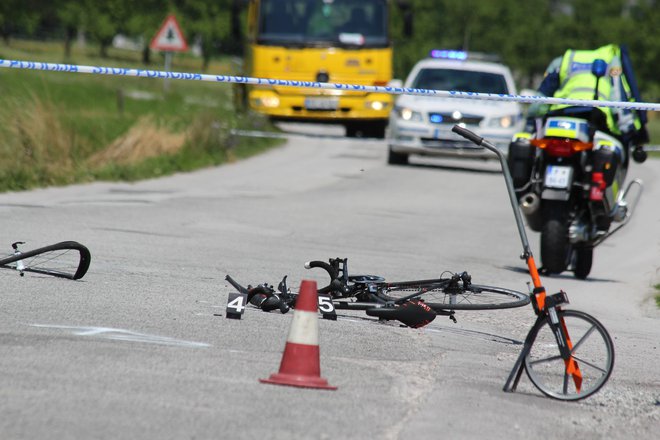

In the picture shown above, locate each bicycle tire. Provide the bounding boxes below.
[379,281,530,311]
[0,241,91,280]
[524,309,614,401]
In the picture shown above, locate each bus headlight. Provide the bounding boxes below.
[253,95,280,108]
[366,100,387,111]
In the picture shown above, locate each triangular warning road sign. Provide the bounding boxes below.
[150,15,188,52]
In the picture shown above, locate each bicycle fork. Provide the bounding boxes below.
[12,241,26,276]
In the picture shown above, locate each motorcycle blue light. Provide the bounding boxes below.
[430,114,444,123]
[429,50,468,60]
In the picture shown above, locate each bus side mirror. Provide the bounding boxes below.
[403,11,413,37]
[396,0,413,37]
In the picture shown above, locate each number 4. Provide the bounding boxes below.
[226,292,247,319]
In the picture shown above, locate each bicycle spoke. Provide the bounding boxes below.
[571,355,609,374]
[569,324,597,354]
[528,354,563,366]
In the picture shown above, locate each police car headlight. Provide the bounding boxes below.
[489,114,517,128]
[395,106,423,122]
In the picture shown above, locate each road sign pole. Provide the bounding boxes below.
[150,14,188,93]
[163,51,172,92]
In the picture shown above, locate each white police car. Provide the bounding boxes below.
[387,50,524,165]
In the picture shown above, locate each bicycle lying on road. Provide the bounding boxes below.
[0,241,91,280]
[224,125,614,401]
[226,263,530,327]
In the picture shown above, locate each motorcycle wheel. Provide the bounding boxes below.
[573,247,593,280]
[540,202,571,274]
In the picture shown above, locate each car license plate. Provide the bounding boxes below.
[304,97,338,110]
[544,165,573,189]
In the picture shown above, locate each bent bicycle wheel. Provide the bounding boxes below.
[0,241,91,280]
[381,281,529,311]
[524,309,614,401]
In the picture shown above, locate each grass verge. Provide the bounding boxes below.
[654,284,660,309]
[0,39,280,192]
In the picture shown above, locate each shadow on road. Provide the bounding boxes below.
[499,265,621,284]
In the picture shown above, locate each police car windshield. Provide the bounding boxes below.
[412,68,509,94]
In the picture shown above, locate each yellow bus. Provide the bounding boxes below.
[233,0,411,138]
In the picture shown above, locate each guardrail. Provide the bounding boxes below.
[2,59,660,112]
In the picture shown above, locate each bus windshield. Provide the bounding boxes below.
[258,0,388,48]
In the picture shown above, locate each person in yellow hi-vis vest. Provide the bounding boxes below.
[537,44,649,164]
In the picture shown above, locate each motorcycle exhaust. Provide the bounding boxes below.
[611,200,628,223]
[520,193,540,216]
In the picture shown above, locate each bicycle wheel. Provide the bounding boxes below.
[524,309,614,401]
[380,281,529,311]
[0,241,91,280]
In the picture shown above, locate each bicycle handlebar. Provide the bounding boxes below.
[305,259,349,295]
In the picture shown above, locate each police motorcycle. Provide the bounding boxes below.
[507,59,645,279]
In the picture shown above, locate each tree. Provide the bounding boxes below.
[82,0,132,58]
[175,0,233,71]
[54,0,86,60]
[0,0,41,44]
[123,0,166,64]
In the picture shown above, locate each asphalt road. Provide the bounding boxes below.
[1,123,658,439]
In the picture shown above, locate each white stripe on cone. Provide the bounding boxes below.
[286,310,318,345]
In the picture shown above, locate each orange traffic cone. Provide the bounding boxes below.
[259,279,337,390]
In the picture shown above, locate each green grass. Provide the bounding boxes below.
[0,39,280,192]
[654,284,660,309]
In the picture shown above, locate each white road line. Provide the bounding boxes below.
[30,324,210,348]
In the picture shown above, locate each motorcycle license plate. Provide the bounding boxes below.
[544,165,573,189]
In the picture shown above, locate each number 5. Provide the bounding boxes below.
[318,294,337,320]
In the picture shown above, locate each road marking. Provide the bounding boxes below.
[30,324,210,348]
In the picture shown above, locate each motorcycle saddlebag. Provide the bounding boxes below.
[507,136,535,191]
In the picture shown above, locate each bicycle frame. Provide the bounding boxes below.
[450,126,584,394]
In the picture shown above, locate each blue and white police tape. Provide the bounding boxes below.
[2,58,660,112]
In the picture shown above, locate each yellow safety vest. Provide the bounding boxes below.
[551,44,640,136]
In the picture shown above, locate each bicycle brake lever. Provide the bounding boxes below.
[11,241,26,251]
[460,271,472,286]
